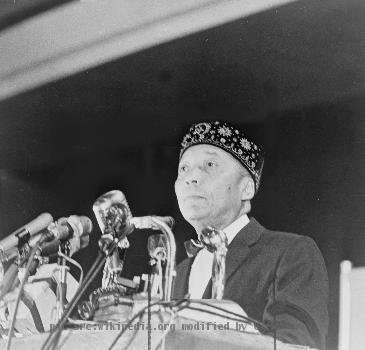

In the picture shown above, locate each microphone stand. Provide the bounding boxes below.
[55,240,70,323]
[148,257,163,298]
[150,217,176,302]
[0,236,32,302]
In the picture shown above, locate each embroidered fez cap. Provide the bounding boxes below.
[179,121,265,192]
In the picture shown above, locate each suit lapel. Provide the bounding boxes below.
[225,217,264,284]
[173,257,194,299]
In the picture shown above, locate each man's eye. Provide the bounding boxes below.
[179,165,188,173]
[207,161,217,168]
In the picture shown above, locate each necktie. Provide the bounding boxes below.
[184,228,227,258]
[184,238,217,257]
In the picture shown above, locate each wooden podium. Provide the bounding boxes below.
[0,299,313,350]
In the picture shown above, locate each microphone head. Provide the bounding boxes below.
[200,226,228,252]
[40,215,93,256]
[93,190,133,238]
[81,216,93,234]
[148,234,167,261]
[0,212,53,252]
[25,213,54,236]
[67,215,93,236]
[80,235,90,249]
[47,217,70,241]
[67,215,93,255]
[40,236,90,257]
[39,239,60,257]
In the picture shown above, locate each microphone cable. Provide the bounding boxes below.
[188,299,270,332]
[107,295,270,350]
[106,298,187,350]
[57,251,84,286]
[105,292,269,350]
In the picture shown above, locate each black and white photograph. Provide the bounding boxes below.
[0,1,364,350]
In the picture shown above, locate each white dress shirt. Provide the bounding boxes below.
[188,214,250,298]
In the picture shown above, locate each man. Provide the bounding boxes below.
[173,121,329,350]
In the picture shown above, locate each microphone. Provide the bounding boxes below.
[93,191,132,286]
[39,233,90,258]
[0,216,91,306]
[93,190,174,239]
[200,226,228,300]
[66,215,92,254]
[0,216,91,263]
[40,215,93,245]
[147,234,167,297]
[93,190,133,238]
[148,234,167,261]
[200,226,228,252]
[0,213,53,254]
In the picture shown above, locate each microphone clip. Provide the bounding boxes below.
[14,229,31,249]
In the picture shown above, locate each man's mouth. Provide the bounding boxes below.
[184,195,206,201]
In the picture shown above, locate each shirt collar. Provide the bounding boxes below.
[223,214,250,245]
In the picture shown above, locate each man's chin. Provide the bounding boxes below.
[181,208,207,222]
[181,208,209,226]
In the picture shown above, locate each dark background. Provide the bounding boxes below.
[1,1,365,349]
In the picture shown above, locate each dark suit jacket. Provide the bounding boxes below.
[173,218,329,350]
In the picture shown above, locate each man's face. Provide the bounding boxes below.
[175,144,251,231]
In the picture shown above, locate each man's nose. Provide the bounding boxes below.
[184,166,203,185]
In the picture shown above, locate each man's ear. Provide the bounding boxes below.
[240,176,255,201]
